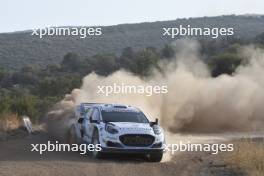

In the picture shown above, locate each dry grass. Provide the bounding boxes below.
[0,113,21,131]
[226,139,264,176]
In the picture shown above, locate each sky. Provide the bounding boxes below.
[0,0,264,33]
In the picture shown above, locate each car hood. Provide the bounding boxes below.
[109,122,153,133]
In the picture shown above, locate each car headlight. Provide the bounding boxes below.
[105,124,119,134]
[152,125,162,135]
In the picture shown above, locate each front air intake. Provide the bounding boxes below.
[120,134,154,147]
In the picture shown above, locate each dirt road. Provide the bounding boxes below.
[0,131,257,176]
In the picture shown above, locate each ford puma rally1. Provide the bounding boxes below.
[69,103,165,162]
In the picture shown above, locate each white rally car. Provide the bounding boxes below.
[69,103,165,162]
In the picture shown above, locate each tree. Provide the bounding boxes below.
[90,54,119,76]
[37,74,81,97]
[120,47,134,59]
[132,48,159,76]
[161,44,175,58]
[61,53,83,72]
[118,47,135,71]
[209,53,242,77]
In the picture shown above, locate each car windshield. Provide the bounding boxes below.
[101,111,149,123]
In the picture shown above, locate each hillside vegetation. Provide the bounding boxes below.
[0,15,264,70]
[0,15,264,124]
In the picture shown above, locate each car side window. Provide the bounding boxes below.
[91,108,100,121]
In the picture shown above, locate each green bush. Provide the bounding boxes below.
[209,53,242,77]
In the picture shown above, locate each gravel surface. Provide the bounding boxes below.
[0,132,246,176]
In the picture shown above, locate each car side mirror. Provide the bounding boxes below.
[78,118,84,124]
[150,118,159,126]
[155,118,159,125]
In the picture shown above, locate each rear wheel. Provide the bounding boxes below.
[91,130,103,159]
[145,152,163,162]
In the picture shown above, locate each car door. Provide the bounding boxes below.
[83,108,100,143]
[82,108,93,143]
[87,108,100,140]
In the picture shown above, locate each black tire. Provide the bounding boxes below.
[145,152,163,162]
[91,130,103,159]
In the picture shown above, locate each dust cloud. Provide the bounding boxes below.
[46,39,264,138]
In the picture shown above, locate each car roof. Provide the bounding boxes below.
[81,103,141,113]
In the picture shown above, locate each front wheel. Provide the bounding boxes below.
[91,130,103,159]
[145,152,163,162]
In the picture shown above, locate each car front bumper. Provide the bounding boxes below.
[101,147,164,154]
